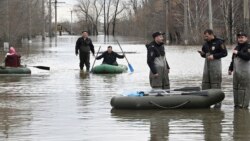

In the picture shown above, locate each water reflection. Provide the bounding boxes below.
[0,108,32,140]
[76,71,92,112]
[100,74,119,84]
[0,35,246,140]
[79,71,89,79]
[233,109,250,141]
[0,76,22,83]
[111,109,224,141]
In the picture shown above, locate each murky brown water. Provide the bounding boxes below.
[0,35,249,141]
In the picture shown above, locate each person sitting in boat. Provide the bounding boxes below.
[96,46,125,66]
[5,47,21,67]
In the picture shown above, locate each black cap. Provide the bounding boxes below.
[152,32,165,38]
[237,32,247,37]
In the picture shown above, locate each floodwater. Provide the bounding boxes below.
[0,35,249,141]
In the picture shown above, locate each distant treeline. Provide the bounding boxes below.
[0,0,45,45]
[0,0,249,45]
[74,0,249,44]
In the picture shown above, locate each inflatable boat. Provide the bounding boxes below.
[92,64,127,74]
[110,88,225,109]
[0,66,31,74]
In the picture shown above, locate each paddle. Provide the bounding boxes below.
[0,64,50,70]
[124,86,202,96]
[173,86,201,91]
[116,40,134,73]
[90,46,102,72]
[28,66,50,70]
[150,86,201,93]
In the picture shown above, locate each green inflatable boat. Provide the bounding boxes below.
[111,88,225,109]
[0,66,31,74]
[92,64,128,74]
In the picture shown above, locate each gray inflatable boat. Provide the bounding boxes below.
[110,88,225,109]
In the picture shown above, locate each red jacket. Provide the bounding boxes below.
[5,54,21,67]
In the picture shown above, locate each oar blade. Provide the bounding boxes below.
[128,63,134,72]
[174,87,201,91]
[32,66,50,70]
[116,40,134,73]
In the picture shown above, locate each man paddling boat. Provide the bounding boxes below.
[96,46,125,66]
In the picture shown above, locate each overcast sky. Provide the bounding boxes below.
[56,0,78,22]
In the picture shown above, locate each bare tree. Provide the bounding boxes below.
[75,0,103,35]
[243,0,250,33]
[104,0,106,35]
[93,0,103,35]
[0,0,49,45]
[70,0,249,45]
[76,0,91,33]
[112,0,127,36]
[106,0,112,35]
[220,0,233,44]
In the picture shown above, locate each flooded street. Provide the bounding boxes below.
[0,35,250,141]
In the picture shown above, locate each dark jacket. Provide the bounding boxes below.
[146,41,170,74]
[229,42,250,71]
[96,51,124,65]
[200,37,227,59]
[75,37,95,54]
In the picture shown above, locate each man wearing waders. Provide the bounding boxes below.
[228,32,250,109]
[75,31,95,71]
[198,29,227,108]
[146,32,170,89]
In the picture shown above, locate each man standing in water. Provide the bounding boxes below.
[228,32,250,109]
[75,31,95,71]
[146,32,170,89]
[198,29,227,108]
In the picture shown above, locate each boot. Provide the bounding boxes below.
[213,102,221,108]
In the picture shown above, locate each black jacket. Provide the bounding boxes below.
[200,37,227,59]
[96,51,124,65]
[229,42,250,71]
[146,41,170,74]
[75,37,95,54]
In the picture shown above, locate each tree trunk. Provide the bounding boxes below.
[104,0,106,35]
[165,0,169,44]
[112,0,120,36]
[243,0,249,33]
[208,0,213,29]
[228,0,233,44]
[106,0,111,35]
[184,0,188,44]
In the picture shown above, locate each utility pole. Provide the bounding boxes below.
[53,0,65,37]
[42,0,45,41]
[208,0,213,29]
[55,0,57,37]
[4,0,10,50]
[244,0,249,33]
[70,10,73,35]
[6,0,10,42]
[184,0,188,45]
[165,0,169,44]
[28,0,32,43]
[49,0,52,37]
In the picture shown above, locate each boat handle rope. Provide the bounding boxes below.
[149,100,190,109]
